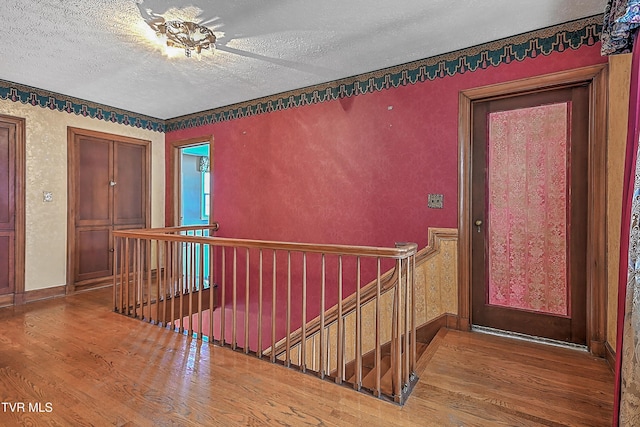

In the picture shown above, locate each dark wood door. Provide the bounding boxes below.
[75,227,112,282]
[75,137,112,227]
[0,121,16,295]
[71,132,148,287]
[74,136,113,283]
[471,86,589,345]
[114,142,146,227]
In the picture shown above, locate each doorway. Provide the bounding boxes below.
[458,65,608,354]
[471,87,588,344]
[171,136,214,288]
[0,114,25,306]
[171,136,213,227]
[178,144,211,226]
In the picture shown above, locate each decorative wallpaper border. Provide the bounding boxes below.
[166,15,603,132]
[0,15,602,134]
[0,80,165,133]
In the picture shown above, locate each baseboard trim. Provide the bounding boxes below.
[0,293,15,308]
[13,285,66,305]
[416,314,448,343]
[605,341,616,372]
[415,313,462,343]
[590,340,606,358]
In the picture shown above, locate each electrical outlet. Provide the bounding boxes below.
[428,194,443,209]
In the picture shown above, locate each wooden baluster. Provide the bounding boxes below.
[198,242,204,340]
[189,240,196,336]
[167,240,172,329]
[232,247,237,350]
[220,247,226,346]
[131,238,136,319]
[187,237,192,334]
[155,240,161,324]
[120,237,125,314]
[185,240,190,335]
[124,238,130,315]
[375,257,381,397]
[156,240,162,326]
[112,237,118,312]
[188,239,194,335]
[136,238,142,319]
[319,254,326,379]
[146,239,152,322]
[392,258,402,401]
[131,239,137,318]
[258,249,263,359]
[179,242,185,334]
[301,252,307,373]
[285,251,291,368]
[139,239,144,319]
[245,248,250,354]
[138,239,143,319]
[404,257,410,390]
[271,251,277,363]
[410,254,417,379]
[208,244,215,343]
[122,238,127,314]
[336,255,343,384]
[170,241,177,332]
[161,241,167,326]
[133,239,138,318]
[354,256,361,390]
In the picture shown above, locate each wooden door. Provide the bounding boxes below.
[471,86,589,345]
[114,142,146,228]
[0,121,15,295]
[69,129,149,290]
[74,136,113,283]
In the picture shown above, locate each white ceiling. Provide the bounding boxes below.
[0,0,606,120]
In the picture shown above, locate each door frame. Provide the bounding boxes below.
[169,135,214,226]
[66,127,151,294]
[0,114,25,306]
[457,64,608,356]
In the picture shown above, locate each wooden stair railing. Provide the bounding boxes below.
[112,224,220,325]
[264,228,458,400]
[112,225,419,404]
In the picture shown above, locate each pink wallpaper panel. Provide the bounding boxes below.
[487,102,569,316]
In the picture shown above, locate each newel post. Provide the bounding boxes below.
[393,242,418,404]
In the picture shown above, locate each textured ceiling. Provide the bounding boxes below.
[0,0,606,120]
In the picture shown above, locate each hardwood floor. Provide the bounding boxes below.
[0,288,614,426]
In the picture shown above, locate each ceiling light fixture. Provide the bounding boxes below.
[148,18,216,58]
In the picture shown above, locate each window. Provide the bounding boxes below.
[201,171,210,219]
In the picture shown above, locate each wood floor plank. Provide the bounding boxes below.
[0,289,614,426]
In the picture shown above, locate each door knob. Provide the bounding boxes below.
[474,219,483,232]
[109,181,117,186]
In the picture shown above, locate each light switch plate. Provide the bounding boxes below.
[428,194,443,209]
[43,191,53,202]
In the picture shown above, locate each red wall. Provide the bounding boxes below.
[167,44,606,251]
